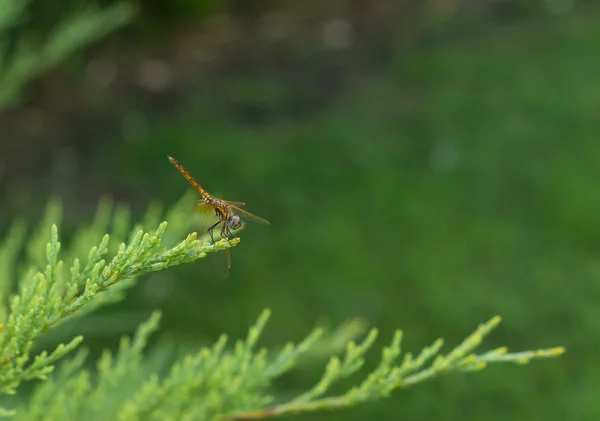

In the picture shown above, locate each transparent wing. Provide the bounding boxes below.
[224,200,246,207]
[193,201,220,244]
[210,247,231,278]
[224,248,232,277]
[195,201,215,216]
[228,205,270,225]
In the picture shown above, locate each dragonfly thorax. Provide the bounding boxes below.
[229,215,242,230]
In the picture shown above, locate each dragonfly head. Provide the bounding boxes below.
[229,214,242,231]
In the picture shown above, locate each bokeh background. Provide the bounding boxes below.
[1,0,598,419]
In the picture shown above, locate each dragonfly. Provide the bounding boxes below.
[167,155,270,275]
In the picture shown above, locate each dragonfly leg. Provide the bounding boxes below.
[207,221,221,244]
[221,225,232,244]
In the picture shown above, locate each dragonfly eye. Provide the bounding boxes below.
[229,215,242,230]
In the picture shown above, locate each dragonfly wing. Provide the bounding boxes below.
[194,201,220,243]
[224,200,246,207]
[224,248,231,277]
[229,205,271,225]
[209,247,231,278]
[195,201,215,216]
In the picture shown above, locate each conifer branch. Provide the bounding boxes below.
[6,305,565,421]
[225,316,565,420]
[0,195,237,399]
[0,197,566,419]
[0,0,137,108]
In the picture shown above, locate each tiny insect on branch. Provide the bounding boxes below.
[167,155,270,276]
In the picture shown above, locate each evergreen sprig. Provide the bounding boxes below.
[0,0,137,109]
[7,308,564,421]
[225,316,564,420]
[0,196,236,409]
[0,198,565,419]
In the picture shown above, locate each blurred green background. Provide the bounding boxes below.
[1,0,598,419]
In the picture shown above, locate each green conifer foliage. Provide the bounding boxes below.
[0,0,136,108]
[0,197,564,419]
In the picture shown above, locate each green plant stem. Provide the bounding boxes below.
[226,396,351,420]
